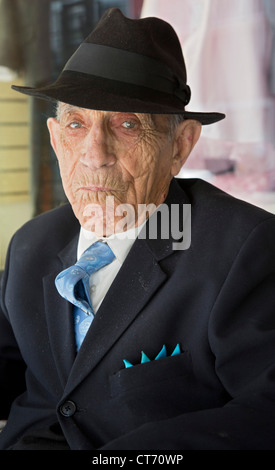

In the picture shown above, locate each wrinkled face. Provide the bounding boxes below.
[47,105,189,235]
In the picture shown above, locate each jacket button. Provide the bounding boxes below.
[59,400,76,417]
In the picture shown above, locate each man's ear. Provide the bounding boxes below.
[47,118,60,157]
[171,119,201,176]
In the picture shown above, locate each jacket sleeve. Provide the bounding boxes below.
[100,217,275,450]
[0,238,26,419]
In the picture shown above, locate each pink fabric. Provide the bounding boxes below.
[141,0,275,195]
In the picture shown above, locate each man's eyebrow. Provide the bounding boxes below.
[58,103,83,118]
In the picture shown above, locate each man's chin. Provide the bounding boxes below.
[72,199,136,236]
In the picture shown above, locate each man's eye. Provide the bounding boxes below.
[122,121,136,129]
[69,121,82,129]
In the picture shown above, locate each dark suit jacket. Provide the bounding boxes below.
[1,178,275,450]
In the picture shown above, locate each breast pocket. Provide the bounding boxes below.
[109,351,207,428]
[110,351,194,399]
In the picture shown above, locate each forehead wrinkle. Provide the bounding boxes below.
[59,102,88,118]
[58,102,151,118]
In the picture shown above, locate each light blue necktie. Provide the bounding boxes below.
[55,241,115,351]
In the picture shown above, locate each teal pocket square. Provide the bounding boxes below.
[123,344,181,368]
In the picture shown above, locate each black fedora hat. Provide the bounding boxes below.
[12,8,225,125]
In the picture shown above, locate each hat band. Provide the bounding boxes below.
[63,43,191,105]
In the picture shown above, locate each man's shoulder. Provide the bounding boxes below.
[173,177,275,249]
[173,177,275,263]
[176,177,275,223]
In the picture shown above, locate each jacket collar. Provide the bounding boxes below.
[140,177,190,261]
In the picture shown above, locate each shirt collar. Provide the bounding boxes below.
[77,223,145,264]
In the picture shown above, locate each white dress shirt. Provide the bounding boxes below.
[77,224,144,313]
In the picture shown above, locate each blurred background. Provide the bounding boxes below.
[1,0,275,269]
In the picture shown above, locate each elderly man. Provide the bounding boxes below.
[1,8,275,451]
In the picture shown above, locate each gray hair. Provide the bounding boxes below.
[167,114,185,135]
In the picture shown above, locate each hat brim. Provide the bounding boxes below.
[12,71,225,125]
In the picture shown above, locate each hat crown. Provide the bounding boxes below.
[84,8,187,82]
[11,7,225,124]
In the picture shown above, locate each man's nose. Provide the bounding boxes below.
[79,123,116,169]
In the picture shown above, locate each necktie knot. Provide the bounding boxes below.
[56,239,115,285]
[75,241,115,276]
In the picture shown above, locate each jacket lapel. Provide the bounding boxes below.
[64,178,189,393]
[43,234,79,387]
